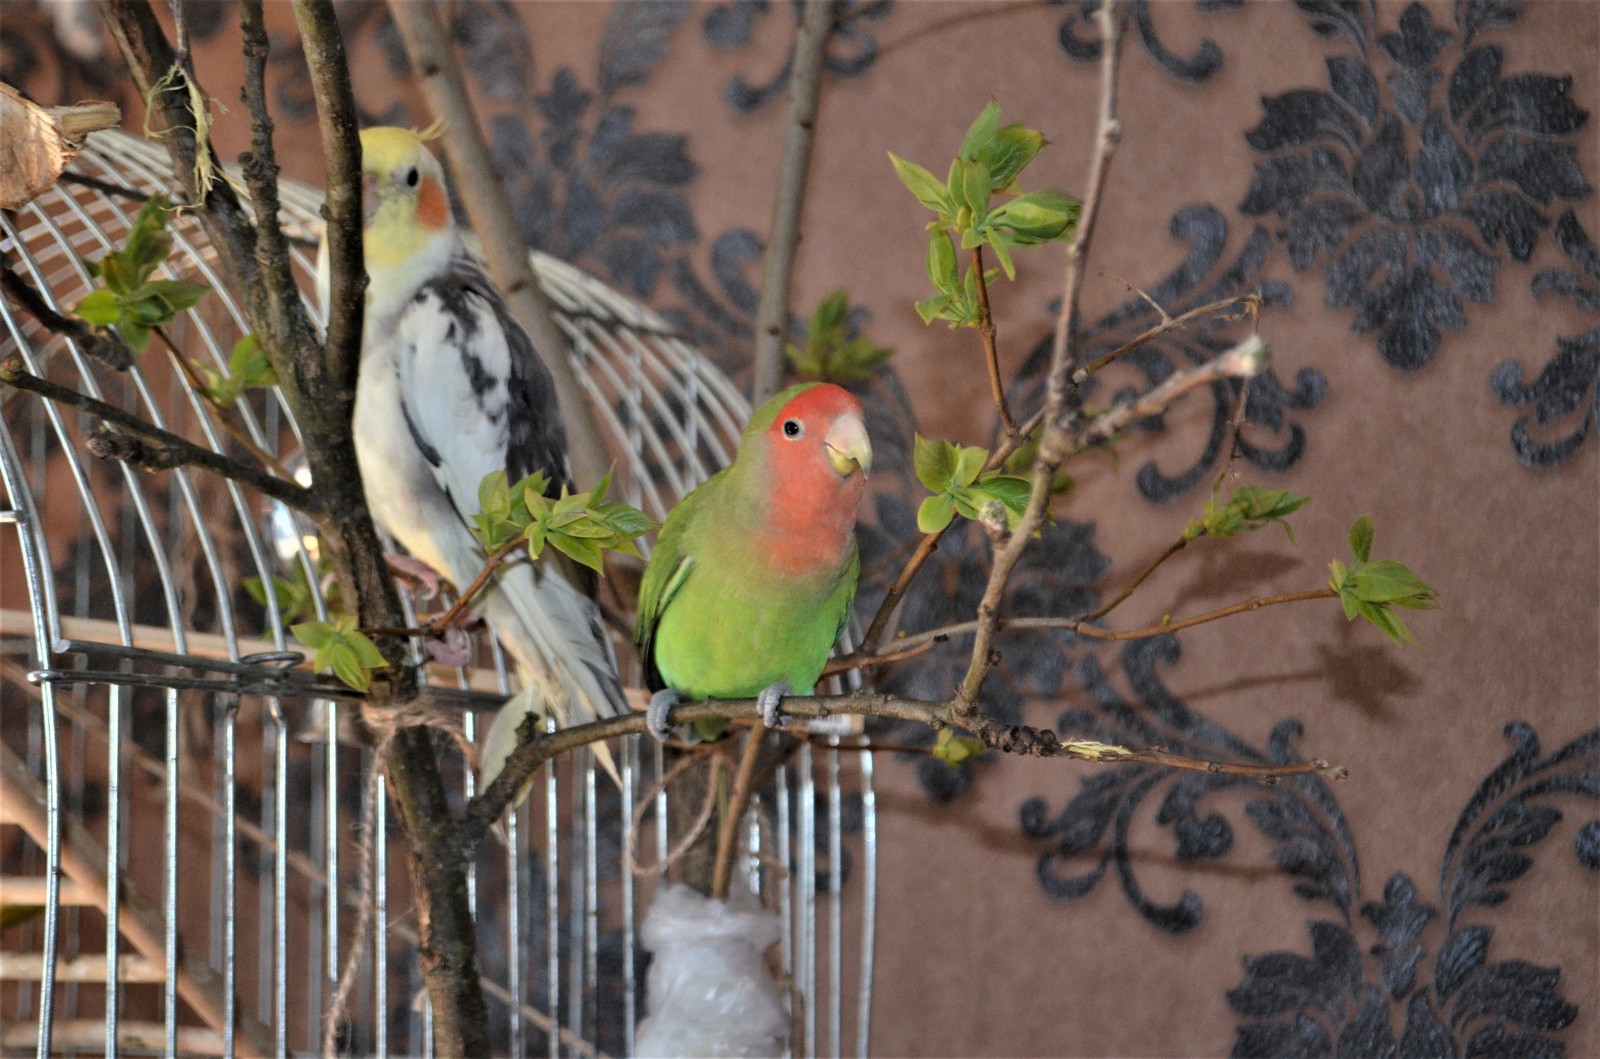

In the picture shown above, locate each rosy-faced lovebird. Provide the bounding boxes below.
[635,382,872,739]
[317,127,625,789]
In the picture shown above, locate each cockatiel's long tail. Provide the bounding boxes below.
[323,126,624,797]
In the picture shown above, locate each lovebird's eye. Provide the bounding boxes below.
[782,419,803,438]
[405,167,420,187]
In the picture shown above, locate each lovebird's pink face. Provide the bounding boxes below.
[757,383,873,570]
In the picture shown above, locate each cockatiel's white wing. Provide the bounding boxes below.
[380,260,625,783]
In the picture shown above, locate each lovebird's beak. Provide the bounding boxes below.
[824,412,872,478]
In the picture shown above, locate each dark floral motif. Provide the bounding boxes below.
[1226,723,1597,1057]
[850,371,1109,802]
[1241,0,1591,371]
[1022,637,1357,931]
[1055,0,1246,84]
[488,2,700,299]
[1009,205,1321,504]
[1491,210,1600,466]
[702,0,894,112]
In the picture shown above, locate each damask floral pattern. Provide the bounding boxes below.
[1239,0,1591,374]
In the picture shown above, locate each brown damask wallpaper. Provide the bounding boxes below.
[6,1,1597,1056]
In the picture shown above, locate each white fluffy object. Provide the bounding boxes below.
[634,884,787,1058]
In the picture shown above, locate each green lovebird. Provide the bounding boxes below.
[636,382,873,738]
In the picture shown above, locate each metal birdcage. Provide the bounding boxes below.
[0,129,877,1057]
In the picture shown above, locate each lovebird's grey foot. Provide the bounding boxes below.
[756,681,792,730]
[647,689,682,742]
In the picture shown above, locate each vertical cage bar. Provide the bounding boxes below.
[545,729,560,1059]
[776,762,792,1059]
[375,776,389,1059]
[104,685,125,1058]
[799,743,816,1059]
[324,700,340,1039]
[857,745,877,1059]
[223,699,239,1058]
[827,744,843,1059]
[163,687,179,1058]
[621,738,636,1059]
[507,804,523,1059]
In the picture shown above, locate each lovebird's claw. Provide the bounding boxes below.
[647,689,682,742]
[756,682,792,730]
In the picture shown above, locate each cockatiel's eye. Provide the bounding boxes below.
[405,167,420,187]
[782,419,803,438]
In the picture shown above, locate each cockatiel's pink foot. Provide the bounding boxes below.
[384,553,444,601]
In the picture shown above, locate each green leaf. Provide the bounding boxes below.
[952,444,987,488]
[959,158,992,221]
[932,728,985,767]
[917,492,956,534]
[812,289,848,335]
[925,231,958,292]
[957,101,1001,162]
[140,278,209,312]
[986,125,1045,190]
[1348,515,1374,563]
[887,152,950,213]
[345,629,388,670]
[989,188,1081,244]
[1348,560,1437,608]
[913,434,958,492]
[478,470,511,522]
[291,620,335,651]
[74,290,121,326]
[985,229,1017,281]
[97,252,132,295]
[973,473,1033,522]
[328,645,372,692]
[552,532,605,573]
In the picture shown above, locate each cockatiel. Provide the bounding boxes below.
[317,126,624,786]
[636,382,872,738]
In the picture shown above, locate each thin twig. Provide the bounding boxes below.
[0,354,317,511]
[153,326,296,481]
[971,244,1018,436]
[0,253,135,370]
[1077,536,1187,623]
[711,726,768,900]
[751,0,837,405]
[840,588,1338,665]
[386,0,610,488]
[363,536,524,639]
[876,0,1040,63]
[1074,292,1259,382]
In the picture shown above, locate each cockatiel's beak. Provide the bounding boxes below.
[824,412,872,478]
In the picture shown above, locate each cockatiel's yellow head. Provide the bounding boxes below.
[359,126,455,272]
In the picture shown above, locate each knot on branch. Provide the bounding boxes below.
[86,425,177,470]
[979,720,1061,757]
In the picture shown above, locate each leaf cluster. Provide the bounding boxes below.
[196,334,278,407]
[1185,486,1310,543]
[785,290,893,382]
[931,728,986,768]
[889,102,1081,327]
[913,434,1039,534]
[473,468,656,573]
[1329,516,1438,644]
[291,612,387,692]
[74,194,209,352]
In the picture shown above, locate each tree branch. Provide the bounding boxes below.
[289,0,365,396]
[0,252,134,370]
[954,0,1123,713]
[971,244,1018,436]
[386,0,610,489]
[458,689,1347,855]
[750,0,836,405]
[1,354,317,511]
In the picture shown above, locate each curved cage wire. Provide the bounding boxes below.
[1,129,876,1057]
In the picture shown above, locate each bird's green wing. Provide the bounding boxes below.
[636,472,723,689]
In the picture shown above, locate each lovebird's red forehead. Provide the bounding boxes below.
[771,383,861,428]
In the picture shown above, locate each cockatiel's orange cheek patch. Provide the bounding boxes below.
[416,176,449,232]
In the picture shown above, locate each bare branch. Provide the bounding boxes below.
[386,0,611,488]
[288,0,365,395]
[971,244,1019,436]
[751,0,837,405]
[1073,292,1259,383]
[1,354,318,511]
